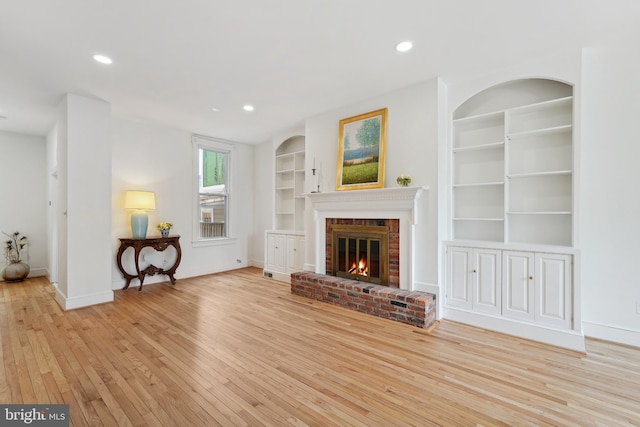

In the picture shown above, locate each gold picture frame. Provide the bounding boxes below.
[336,108,387,191]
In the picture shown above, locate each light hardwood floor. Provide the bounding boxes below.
[1,268,639,426]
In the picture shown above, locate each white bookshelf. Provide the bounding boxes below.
[452,80,573,246]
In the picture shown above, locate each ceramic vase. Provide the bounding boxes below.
[2,261,30,282]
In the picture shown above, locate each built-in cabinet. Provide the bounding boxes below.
[264,231,305,282]
[265,136,306,282]
[446,245,573,330]
[446,79,581,350]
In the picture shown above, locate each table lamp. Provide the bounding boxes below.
[125,190,156,238]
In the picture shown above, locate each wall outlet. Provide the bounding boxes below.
[636,300,640,314]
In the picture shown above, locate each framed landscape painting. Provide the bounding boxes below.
[336,108,387,191]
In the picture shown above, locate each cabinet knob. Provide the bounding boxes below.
[529,276,533,280]
[472,269,477,273]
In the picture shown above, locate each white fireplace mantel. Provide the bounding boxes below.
[306,186,429,290]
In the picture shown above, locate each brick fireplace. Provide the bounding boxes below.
[293,187,436,328]
[326,218,399,287]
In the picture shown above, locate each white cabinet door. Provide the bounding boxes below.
[502,251,535,321]
[294,236,305,272]
[266,233,286,273]
[446,247,473,309]
[285,235,305,273]
[535,253,572,329]
[473,249,502,315]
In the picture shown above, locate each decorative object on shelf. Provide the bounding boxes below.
[336,108,387,191]
[396,174,412,187]
[311,157,320,193]
[2,231,30,282]
[125,190,156,238]
[157,222,173,237]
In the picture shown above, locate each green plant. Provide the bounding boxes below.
[157,222,173,231]
[3,231,27,263]
[396,174,412,186]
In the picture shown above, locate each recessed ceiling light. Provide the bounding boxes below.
[243,105,255,112]
[395,40,414,53]
[93,54,113,65]
[211,107,220,112]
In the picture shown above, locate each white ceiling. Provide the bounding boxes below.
[0,0,638,144]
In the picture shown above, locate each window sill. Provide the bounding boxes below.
[191,237,237,248]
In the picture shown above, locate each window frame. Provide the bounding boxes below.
[192,135,235,245]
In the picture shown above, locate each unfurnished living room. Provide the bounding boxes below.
[1,1,639,426]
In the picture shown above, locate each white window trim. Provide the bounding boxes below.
[192,134,236,245]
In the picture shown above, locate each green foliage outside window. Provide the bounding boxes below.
[203,150,226,187]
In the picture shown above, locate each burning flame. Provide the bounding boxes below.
[348,257,368,276]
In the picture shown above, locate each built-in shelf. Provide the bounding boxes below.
[507,170,572,179]
[507,124,572,140]
[507,211,572,215]
[452,79,573,247]
[453,181,504,188]
[453,217,504,221]
[275,137,305,231]
[453,141,504,153]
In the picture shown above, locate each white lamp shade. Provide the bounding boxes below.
[125,191,156,210]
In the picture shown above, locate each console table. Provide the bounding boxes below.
[116,236,182,291]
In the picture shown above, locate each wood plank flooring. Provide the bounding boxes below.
[1,267,639,426]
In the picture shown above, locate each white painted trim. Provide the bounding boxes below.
[111,262,249,290]
[582,321,640,348]
[250,259,264,269]
[263,270,291,284]
[443,306,586,352]
[55,289,114,311]
[0,267,47,282]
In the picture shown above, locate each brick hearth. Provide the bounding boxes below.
[291,272,436,328]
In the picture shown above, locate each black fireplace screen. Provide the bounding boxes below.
[332,225,388,285]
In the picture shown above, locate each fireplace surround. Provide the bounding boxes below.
[307,186,428,291]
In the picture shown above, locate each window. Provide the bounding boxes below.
[193,135,233,241]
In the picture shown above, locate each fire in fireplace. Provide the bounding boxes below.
[331,224,389,285]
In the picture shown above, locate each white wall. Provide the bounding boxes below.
[580,34,640,346]
[251,140,274,267]
[54,94,113,309]
[0,130,47,279]
[304,80,440,289]
[111,117,255,288]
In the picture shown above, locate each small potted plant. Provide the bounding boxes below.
[396,174,412,187]
[2,231,30,282]
[157,222,173,237]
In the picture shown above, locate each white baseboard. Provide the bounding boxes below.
[582,321,640,348]
[443,307,586,352]
[250,259,264,269]
[0,266,47,282]
[262,269,291,283]
[55,288,114,310]
[111,262,250,290]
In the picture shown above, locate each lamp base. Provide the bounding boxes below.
[131,211,149,238]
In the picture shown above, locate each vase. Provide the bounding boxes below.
[161,229,169,237]
[2,261,30,282]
